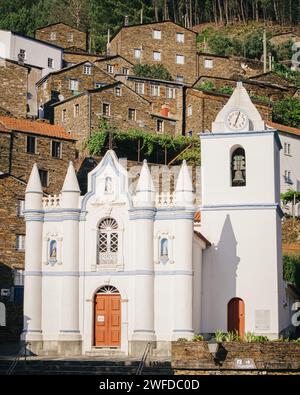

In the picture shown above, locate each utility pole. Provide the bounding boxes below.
[263,29,267,73]
[140,8,143,24]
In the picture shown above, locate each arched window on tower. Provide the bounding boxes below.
[98,218,119,265]
[231,147,246,187]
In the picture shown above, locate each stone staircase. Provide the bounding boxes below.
[0,357,173,375]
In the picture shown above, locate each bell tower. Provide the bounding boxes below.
[200,82,285,338]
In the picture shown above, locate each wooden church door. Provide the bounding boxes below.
[227,298,245,337]
[94,287,121,347]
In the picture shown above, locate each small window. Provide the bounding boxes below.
[231,147,246,187]
[156,119,164,133]
[284,170,292,184]
[74,104,80,117]
[153,51,161,61]
[52,141,61,158]
[153,30,161,40]
[107,64,114,74]
[62,109,66,122]
[166,87,175,99]
[102,103,110,116]
[134,48,141,59]
[17,200,25,217]
[69,79,79,91]
[39,169,48,187]
[135,82,144,95]
[83,65,92,75]
[150,84,160,97]
[204,59,213,69]
[16,235,25,251]
[128,108,136,121]
[122,67,129,75]
[176,33,184,43]
[26,136,36,154]
[95,82,107,88]
[115,87,122,97]
[176,54,185,64]
[48,58,54,68]
[19,49,26,60]
[176,75,184,83]
[187,105,193,117]
[284,143,291,155]
[50,32,57,40]
[67,32,73,42]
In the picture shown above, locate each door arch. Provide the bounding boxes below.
[94,286,121,347]
[227,298,245,337]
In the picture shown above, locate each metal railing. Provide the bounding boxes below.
[136,342,152,375]
[6,342,29,375]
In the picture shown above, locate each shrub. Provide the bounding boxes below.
[133,64,173,81]
[224,330,240,342]
[283,255,300,290]
[192,334,204,342]
[273,97,300,129]
[197,81,214,91]
[177,338,188,342]
[214,330,225,343]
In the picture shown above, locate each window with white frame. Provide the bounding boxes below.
[135,82,144,94]
[16,235,25,251]
[284,170,292,184]
[284,142,291,155]
[153,51,161,61]
[176,75,184,82]
[204,59,213,69]
[17,200,25,217]
[176,54,185,64]
[83,64,92,75]
[166,87,175,99]
[51,141,61,158]
[69,79,79,91]
[67,32,73,42]
[153,30,161,40]
[150,84,160,97]
[115,87,122,97]
[50,32,57,40]
[48,58,54,68]
[128,108,136,121]
[107,64,114,74]
[122,67,129,75]
[98,218,118,265]
[187,105,193,117]
[176,32,184,43]
[156,119,164,133]
[102,103,110,116]
[134,48,141,59]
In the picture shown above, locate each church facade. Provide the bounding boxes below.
[22,83,292,357]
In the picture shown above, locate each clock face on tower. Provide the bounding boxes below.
[226,109,249,131]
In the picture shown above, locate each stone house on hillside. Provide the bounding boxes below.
[52,81,178,150]
[0,116,77,340]
[35,22,88,52]
[94,55,134,77]
[36,61,116,121]
[0,58,42,118]
[108,21,198,84]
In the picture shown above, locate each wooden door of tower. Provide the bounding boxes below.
[94,293,121,347]
[227,298,245,337]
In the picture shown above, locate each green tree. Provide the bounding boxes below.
[133,63,173,80]
[273,97,300,129]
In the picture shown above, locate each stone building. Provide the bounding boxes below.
[0,58,42,118]
[53,81,178,150]
[35,22,88,52]
[108,21,198,84]
[63,51,101,67]
[122,75,185,135]
[185,88,272,135]
[197,52,264,79]
[0,116,76,341]
[36,61,116,121]
[94,55,133,77]
[22,85,291,357]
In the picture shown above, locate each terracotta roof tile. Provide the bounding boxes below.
[0,116,76,140]
[194,211,201,222]
[266,121,300,137]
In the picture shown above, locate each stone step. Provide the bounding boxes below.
[85,347,126,357]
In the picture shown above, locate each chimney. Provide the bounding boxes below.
[124,16,129,26]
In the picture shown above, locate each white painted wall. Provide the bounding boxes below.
[279,132,300,194]
[0,30,11,59]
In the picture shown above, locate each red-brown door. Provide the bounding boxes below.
[94,294,121,347]
[227,298,245,337]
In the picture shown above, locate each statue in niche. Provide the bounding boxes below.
[49,240,57,259]
[160,238,169,262]
[104,176,113,194]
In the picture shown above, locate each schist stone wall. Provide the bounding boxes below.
[109,21,198,84]
[172,341,300,375]
[63,52,101,66]
[0,60,28,118]
[95,56,133,76]
[35,23,87,51]
[185,88,272,134]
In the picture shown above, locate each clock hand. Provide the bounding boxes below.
[234,112,241,126]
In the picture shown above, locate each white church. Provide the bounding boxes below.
[22,83,292,357]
